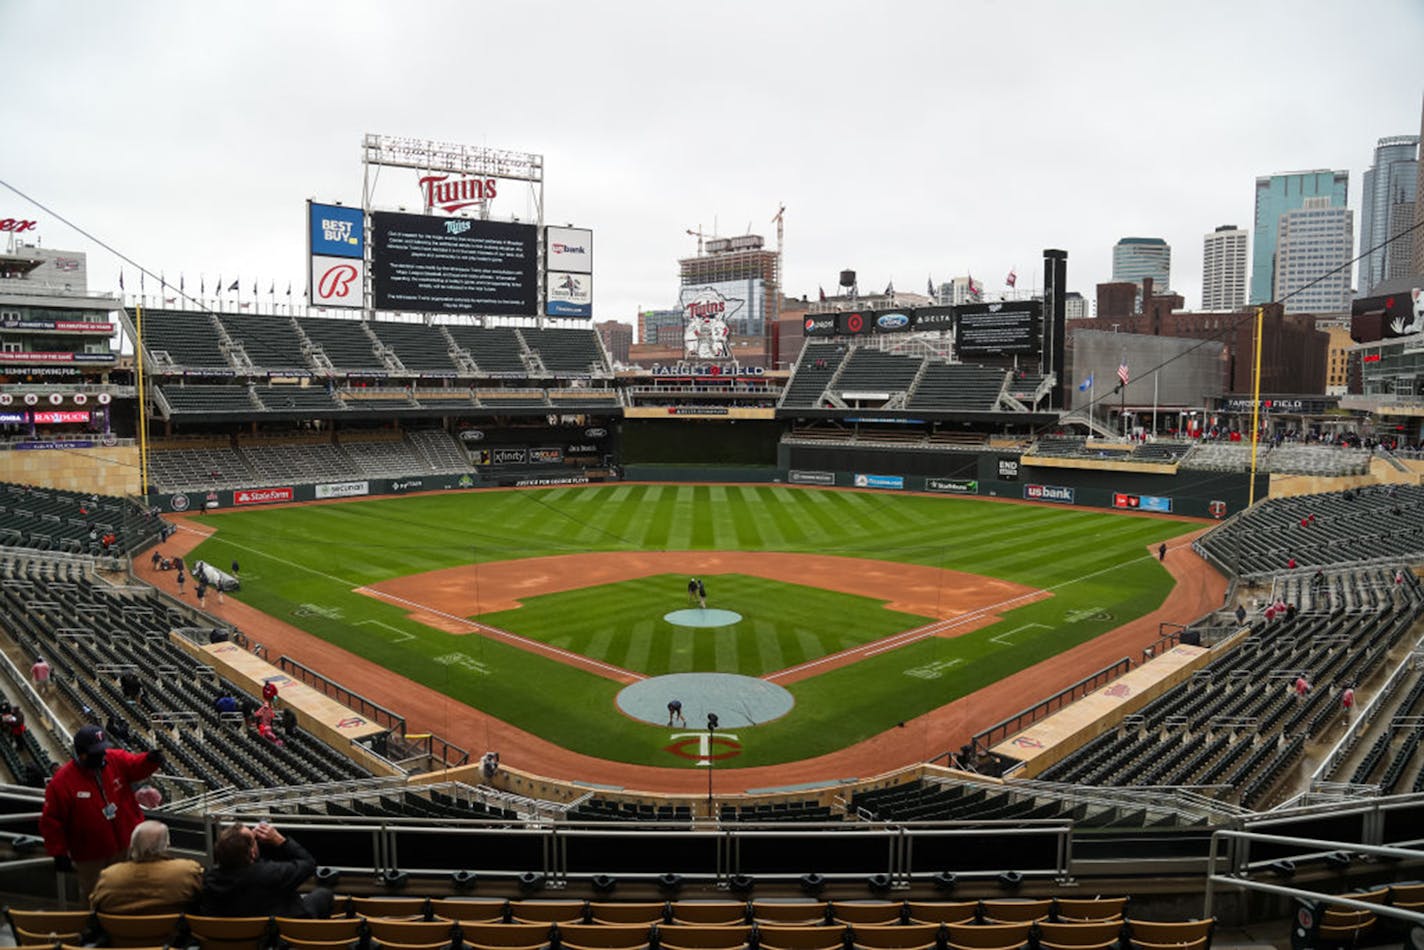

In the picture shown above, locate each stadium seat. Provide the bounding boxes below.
[6,909,92,946]
[848,923,941,950]
[751,903,828,926]
[1052,898,1127,923]
[905,902,977,925]
[508,901,587,925]
[943,922,1032,950]
[979,900,1052,924]
[275,916,366,944]
[756,925,849,950]
[96,912,185,948]
[667,903,748,926]
[1123,918,1213,950]
[1035,920,1124,950]
[353,897,431,920]
[184,914,274,950]
[587,903,667,925]
[655,924,754,950]
[364,919,457,947]
[829,903,902,926]
[556,923,653,950]
[428,899,508,923]
[459,922,554,950]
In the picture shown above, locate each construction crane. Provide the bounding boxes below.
[686,225,710,255]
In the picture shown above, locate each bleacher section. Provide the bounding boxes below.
[1199,485,1424,575]
[780,344,847,409]
[0,554,372,793]
[1183,442,1373,476]
[408,429,473,472]
[139,310,229,370]
[367,321,461,374]
[240,442,353,484]
[0,484,164,557]
[851,778,1191,828]
[160,385,258,414]
[834,348,922,397]
[520,328,607,375]
[255,386,344,413]
[1037,569,1424,809]
[907,363,1005,411]
[294,317,384,372]
[446,326,528,374]
[217,313,310,373]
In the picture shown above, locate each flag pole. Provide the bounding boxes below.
[1152,369,1159,440]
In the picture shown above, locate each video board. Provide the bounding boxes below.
[371,211,537,315]
[955,301,1042,356]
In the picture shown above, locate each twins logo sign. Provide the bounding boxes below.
[665,731,742,764]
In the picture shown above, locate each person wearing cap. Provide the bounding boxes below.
[89,819,201,914]
[40,723,163,902]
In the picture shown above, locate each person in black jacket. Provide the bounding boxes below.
[199,821,331,918]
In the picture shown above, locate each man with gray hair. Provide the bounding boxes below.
[89,820,202,913]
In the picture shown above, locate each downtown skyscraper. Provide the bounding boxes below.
[1359,135,1418,294]
[1251,170,1349,304]
[1201,225,1248,311]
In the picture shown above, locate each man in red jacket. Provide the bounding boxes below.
[40,724,163,903]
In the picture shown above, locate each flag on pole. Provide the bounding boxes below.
[179,274,185,293]
[884,280,894,295]
[286,281,292,297]
[160,272,166,290]
[817,286,826,302]
[927,275,935,297]
[1117,362,1130,386]
[118,270,125,291]
[968,275,981,299]
[1006,269,1017,288]
[227,279,239,292]
[139,271,145,292]
[251,280,257,296]
[1078,373,1094,392]
[268,281,275,295]
[200,275,206,295]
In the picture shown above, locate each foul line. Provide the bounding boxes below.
[190,531,643,683]
[354,585,644,682]
[764,553,1157,682]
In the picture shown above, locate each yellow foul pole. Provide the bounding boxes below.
[134,304,149,501]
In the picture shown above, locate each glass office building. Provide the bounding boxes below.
[1359,135,1419,295]
[1111,237,1171,292]
[1250,170,1349,304]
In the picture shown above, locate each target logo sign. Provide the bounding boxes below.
[310,255,364,309]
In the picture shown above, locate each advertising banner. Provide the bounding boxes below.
[545,226,593,274]
[802,314,837,337]
[493,447,528,464]
[309,202,365,259]
[390,478,426,494]
[1024,483,1075,504]
[871,310,914,334]
[789,470,835,486]
[371,212,538,315]
[310,255,365,309]
[1113,492,1173,513]
[998,457,1021,479]
[234,487,294,506]
[315,481,370,500]
[926,477,978,494]
[914,306,956,331]
[529,447,564,464]
[836,311,871,335]
[546,271,592,317]
[853,473,904,490]
[31,411,91,423]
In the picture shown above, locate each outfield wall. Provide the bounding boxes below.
[780,444,1268,519]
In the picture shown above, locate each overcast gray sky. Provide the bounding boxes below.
[2,0,1421,323]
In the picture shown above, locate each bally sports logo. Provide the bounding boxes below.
[876,312,910,330]
[233,487,294,506]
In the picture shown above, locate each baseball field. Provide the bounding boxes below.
[184,483,1203,768]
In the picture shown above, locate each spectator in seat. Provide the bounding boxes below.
[90,820,202,914]
[200,821,332,918]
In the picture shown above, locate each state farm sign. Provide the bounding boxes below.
[233,486,294,506]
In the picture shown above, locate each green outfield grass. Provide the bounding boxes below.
[477,573,935,677]
[187,484,1203,767]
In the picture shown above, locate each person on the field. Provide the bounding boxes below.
[696,579,707,608]
[667,699,686,727]
[1158,543,1167,561]
[686,577,698,606]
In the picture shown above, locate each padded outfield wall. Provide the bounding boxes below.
[779,443,1267,519]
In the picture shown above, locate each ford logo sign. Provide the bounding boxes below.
[877,313,910,329]
[585,427,607,438]
[461,430,485,442]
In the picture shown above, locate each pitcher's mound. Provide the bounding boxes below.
[663,608,742,628]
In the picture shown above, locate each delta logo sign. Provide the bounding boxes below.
[419,174,497,214]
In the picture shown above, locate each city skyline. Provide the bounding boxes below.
[1,1,1421,324]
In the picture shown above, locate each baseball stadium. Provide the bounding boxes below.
[4,137,1424,947]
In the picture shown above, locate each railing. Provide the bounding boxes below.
[1308,636,1424,790]
[969,657,1134,755]
[276,656,405,734]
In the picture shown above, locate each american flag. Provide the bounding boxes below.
[1117,362,1130,386]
